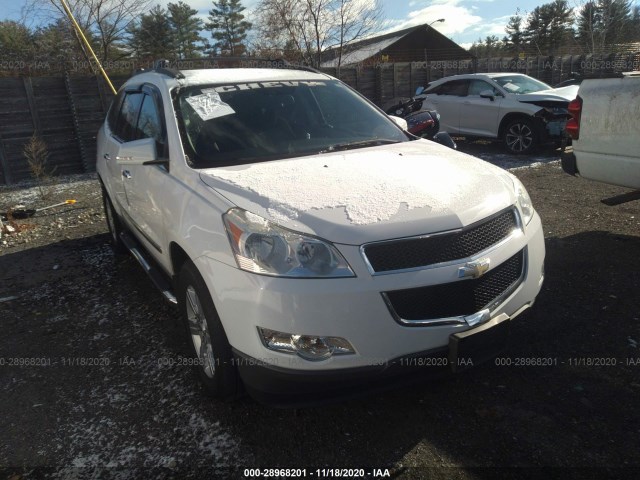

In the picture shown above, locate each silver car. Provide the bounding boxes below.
[419,73,578,154]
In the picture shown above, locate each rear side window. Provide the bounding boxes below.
[467,80,499,96]
[429,80,468,96]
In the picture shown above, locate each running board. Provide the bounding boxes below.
[119,232,177,305]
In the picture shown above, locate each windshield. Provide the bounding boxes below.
[175,79,407,168]
[493,76,551,94]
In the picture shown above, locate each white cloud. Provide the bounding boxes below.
[470,14,512,38]
[384,1,483,36]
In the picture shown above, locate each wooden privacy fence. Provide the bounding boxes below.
[0,74,126,186]
[0,52,638,185]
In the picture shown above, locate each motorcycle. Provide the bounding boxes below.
[385,89,457,149]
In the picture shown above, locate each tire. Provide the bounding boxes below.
[101,186,127,254]
[177,261,239,399]
[503,117,538,154]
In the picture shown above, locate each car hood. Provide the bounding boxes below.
[515,85,579,104]
[199,141,518,245]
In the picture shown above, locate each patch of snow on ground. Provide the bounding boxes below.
[0,173,98,208]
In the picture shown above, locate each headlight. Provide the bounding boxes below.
[223,208,355,278]
[513,178,534,225]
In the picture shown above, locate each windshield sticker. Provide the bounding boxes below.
[185,89,235,121]
[502,82,521,93]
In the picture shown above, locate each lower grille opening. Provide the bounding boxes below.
[384,249,525,322]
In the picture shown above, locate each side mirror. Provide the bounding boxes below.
[389,115,408,131]
[432,132,457,150]
[479,90,496,101]
[116,138,157,165]
[415,86,425,96]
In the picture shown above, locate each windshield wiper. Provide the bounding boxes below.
[319,139,401,154]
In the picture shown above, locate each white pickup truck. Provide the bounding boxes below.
[562,72,640,191]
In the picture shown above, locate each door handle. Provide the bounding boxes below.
[104,153,111,160]
[122,170,132,179]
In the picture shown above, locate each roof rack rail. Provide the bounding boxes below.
[158,56,320,72]
[131,59,185,79]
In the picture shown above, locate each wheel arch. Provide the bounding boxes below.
[170,241,191,279]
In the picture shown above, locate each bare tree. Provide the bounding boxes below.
[253,0,313,62]
[253,0,382,68]
[26,0,151,61]
[331,0,382,73]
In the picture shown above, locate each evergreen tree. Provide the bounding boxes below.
[36,19,96,68]
[632,4,640,41]
[168,1,204,59]
[577,1,601,52]
[523,0,573,55]
[504,14,524,53]
[128,5,175,60]
[0,21,35,63]
[206,0,252,56]
[599,0,632,47]
[577,0,633,52]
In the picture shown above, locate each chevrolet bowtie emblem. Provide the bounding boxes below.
[458,258,490,279]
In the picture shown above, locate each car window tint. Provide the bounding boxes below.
[468,80,497,96]
[435,80,468,96]
[177,80,407,167]
[115,92,143,142]
[107,90,125,133]
[137,94,164,146]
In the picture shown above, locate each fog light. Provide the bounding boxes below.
[258,328,355,361]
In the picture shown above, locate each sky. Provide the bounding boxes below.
[4,0,637,50]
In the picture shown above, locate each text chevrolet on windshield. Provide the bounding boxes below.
[96,64,545,405]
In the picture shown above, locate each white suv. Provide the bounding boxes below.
[97,65,545,405]
[420,73,578,154]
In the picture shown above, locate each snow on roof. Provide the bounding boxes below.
[320,34,408,68]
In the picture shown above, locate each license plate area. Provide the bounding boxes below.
[448,313,510,373]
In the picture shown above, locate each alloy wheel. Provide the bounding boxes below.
[505,122,534,153]
[185,285,216,378]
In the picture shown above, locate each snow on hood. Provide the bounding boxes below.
[200,141,517,244]
[517,84,579,103]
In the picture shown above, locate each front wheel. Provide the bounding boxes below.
[503,118,538,154]
[177,261,240,399]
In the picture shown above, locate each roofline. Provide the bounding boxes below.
[130,57,322,80]
[324,24,423,53]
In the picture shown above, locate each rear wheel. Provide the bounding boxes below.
[177,261,239,399]
[101,186,126,254]
[503,118,538,154]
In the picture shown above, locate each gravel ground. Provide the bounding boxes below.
[1,141,639,479]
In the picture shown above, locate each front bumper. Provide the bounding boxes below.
[194,211,545,402]
[235,313,512,406]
